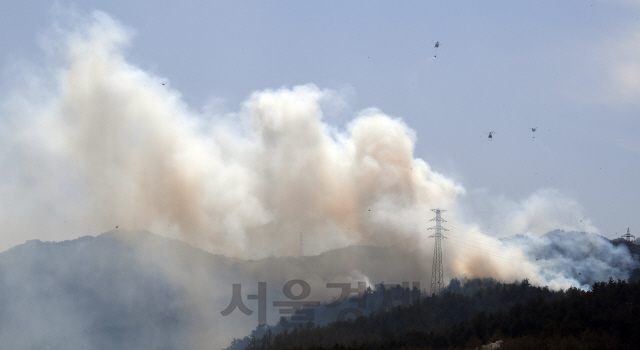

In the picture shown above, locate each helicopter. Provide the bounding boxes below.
[433,41,441,57]
[485,131,495,140]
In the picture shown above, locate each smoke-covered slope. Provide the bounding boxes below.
[0,232,196,349]
[0,229,637,349]
[0,230,426,349]
[499,230,639,289]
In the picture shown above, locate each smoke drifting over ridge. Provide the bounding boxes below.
[0,10,635,289]
[0,11,462,256]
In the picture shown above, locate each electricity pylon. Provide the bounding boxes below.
[621,228,635,243]
[428,208,448,295]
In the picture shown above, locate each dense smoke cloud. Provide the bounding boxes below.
[0,11,465,258]
[504,230,639,289]
[1,10,639,350]
[0,10,636,292]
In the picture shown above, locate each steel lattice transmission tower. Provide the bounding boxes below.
[428,208,448,295]
[621,228,635,243]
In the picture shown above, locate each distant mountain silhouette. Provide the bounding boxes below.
[0,229,637,349]
[0,231,196,349]
[0,230,426,349]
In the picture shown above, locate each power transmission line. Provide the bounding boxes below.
[387,221,534,261]
[445,223,532,254]
[385,223,554,268]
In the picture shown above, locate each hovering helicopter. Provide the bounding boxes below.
[433,41,441,57]
[485,131,495,140]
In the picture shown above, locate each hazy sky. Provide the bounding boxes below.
[1,1,639,247]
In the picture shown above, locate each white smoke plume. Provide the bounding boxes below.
[503,230,639,290]
[0,10,636,294]
[1,10,465,258]
[1,10,639,350]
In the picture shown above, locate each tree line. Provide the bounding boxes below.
[241,278,640,350]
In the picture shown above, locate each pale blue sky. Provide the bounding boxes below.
[2,1,639,241]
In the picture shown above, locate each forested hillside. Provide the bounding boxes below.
[244,279,640,350]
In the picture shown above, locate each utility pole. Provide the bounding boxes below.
[428,208,448,295]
